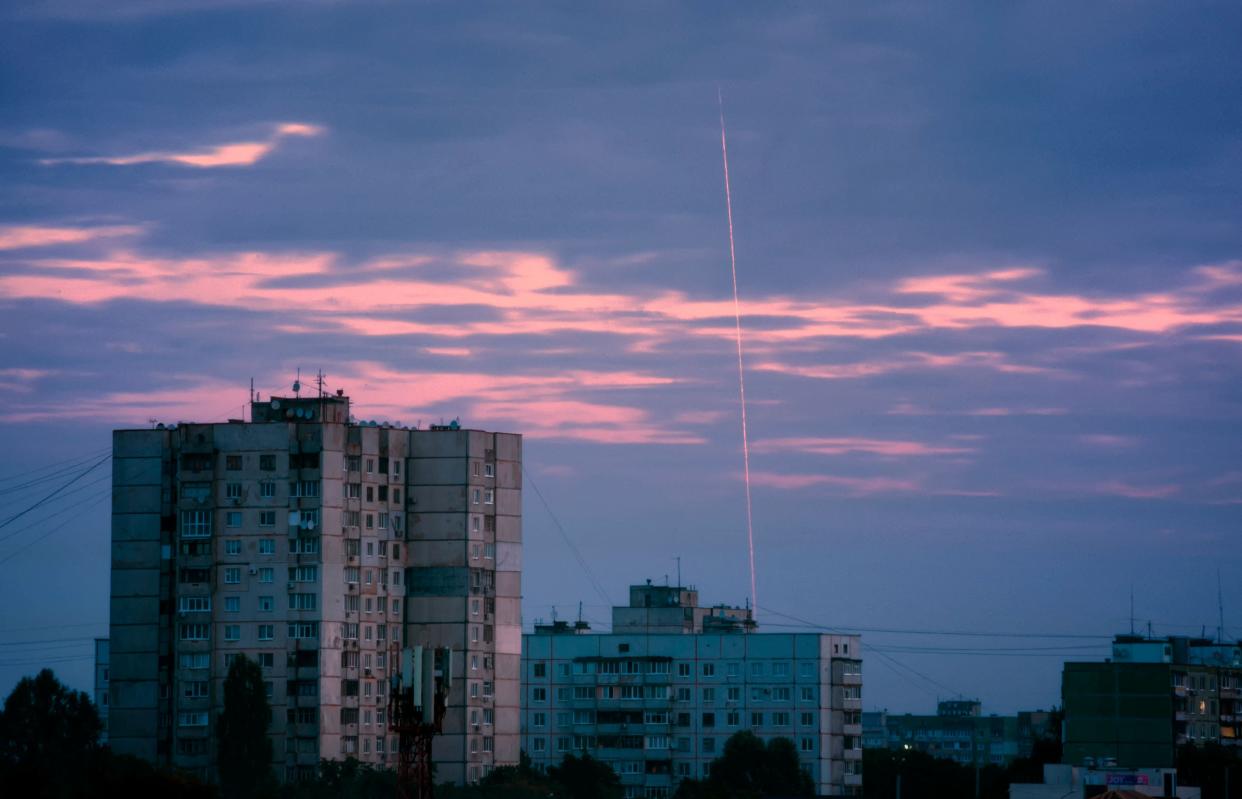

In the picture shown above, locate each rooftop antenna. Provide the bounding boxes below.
[1129,586,1135,636]
[249,377,254,421]
[676,556,682,589]
[316,369,325,399]
[293,367,302,399]
[1147,620,1153,639]
[577,601,583,624]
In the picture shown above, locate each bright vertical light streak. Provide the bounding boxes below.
[718,88,758,620]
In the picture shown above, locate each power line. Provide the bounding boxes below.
[0,446,110,487]
[0,453,111,532]
[0,472,112,547]
[756,607,1112,640]
[521,463,613,608]
[0,487,111,566]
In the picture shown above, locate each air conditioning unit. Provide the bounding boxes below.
[287,581,297,590]
[248,567,258,576]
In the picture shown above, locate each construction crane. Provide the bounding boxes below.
[387,645,452,799]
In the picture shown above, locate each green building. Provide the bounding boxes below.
[1062,635,1241,769]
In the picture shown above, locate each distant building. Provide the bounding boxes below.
[108,393,521,784]
[95,637,110,742]
[861,700,1053,767]
[1062,634,1242,769]
[522,581,863,797]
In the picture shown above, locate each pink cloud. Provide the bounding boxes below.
[1079,434,1139,448]
[0,224,143,250]
[39,122,323,169]
[749,471,923,495]
[1092,480,1181,499]
[751,436,975,457]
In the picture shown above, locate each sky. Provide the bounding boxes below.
[1,1,1241,715]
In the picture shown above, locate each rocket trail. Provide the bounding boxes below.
[718,87,758,621]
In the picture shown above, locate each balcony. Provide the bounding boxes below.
[845,748,863,761]
[845,774,863,787]
[843,723,862,736]
[841,673,862,686]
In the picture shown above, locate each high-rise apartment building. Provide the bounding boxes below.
[521,582,863,797]
[107,393,521,784]
[1063,634,1242,768]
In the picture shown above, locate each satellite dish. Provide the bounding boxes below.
[306,518,316,530]
[293,379,301,394]
[271,399,281,410]
[285,409,294,419]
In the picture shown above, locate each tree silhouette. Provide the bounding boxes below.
[216,655,273,799]
[0,668,102,798]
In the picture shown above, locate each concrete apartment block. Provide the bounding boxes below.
[521,585,863,797]
[107,395,521,784]
[406,429,522,784]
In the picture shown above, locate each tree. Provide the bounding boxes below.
[216,655,274,799]
[0,668,102,798]
[675,731,814,799]
[548,751,623,799]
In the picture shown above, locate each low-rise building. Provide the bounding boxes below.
[521,581,863,797]
[863,700,1053,767]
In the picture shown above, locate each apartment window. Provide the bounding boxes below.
[391,543,400,559]
[288,622,318,639]
[646,736,668,750]
[800,712,814,726]
[289,536,318,555]
[365,569,373,585]
[801,687,814,702]
[678,663,691,677]
[702,663,715,677]
[345,567,360,584]
[472,489,480,505]
[702,688,715,702]
[224,539,242,556]
[773,712,790,726]
[799,662,815,678]
[727,711,740,727]
[226,511,242,528]
[378,512,389,530]
[260,454,276,471]
[346,483,361,499]
[471,544,481,560]
[483,709,494,726]
[532,712,546,728]
[290,565,318,582]
[258,595,274,612]
[532,738,547,753]
[365,514,374,530]
[258,538,275,555]
[391,599,400,616]
[179,711,209,727]
[472,516,481,533]
[774,687,791,701]
[366,458,374,474]
[676,687,691,702]
[226,455,242,470]
[343,623,359,640]
[180,510,212,538]
[483,489,494,505]
[179,623,209,641]
[751,662,765,677]
[471,599,480,616]
[223,567,241,584]
[224,596,240,613]
[727,687,741,702]
[484,543,495,560]
[366,486,374,502]
[702,713,716,728]
[531,688,547,702]
[259,510,275,527]
[345,539,360,557]
[752,712,764,726]
[393,488,401,503]
[703,737,716,754]
[727,662,741,677]
[226,482,243,500]
[378,484,389,501]
[800,737,814,752]
[258,624,274,641]
[258,567,273,583]
[259,653,274,669]
[484,463,495,478]
[224,624,240,641]
[179,596,211,613]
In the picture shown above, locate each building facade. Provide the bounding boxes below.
[107,393,520,784]
[860,701,1055,768]
[95,637,110,743]
[521,583,863,797]
[1062,634,1242,768]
